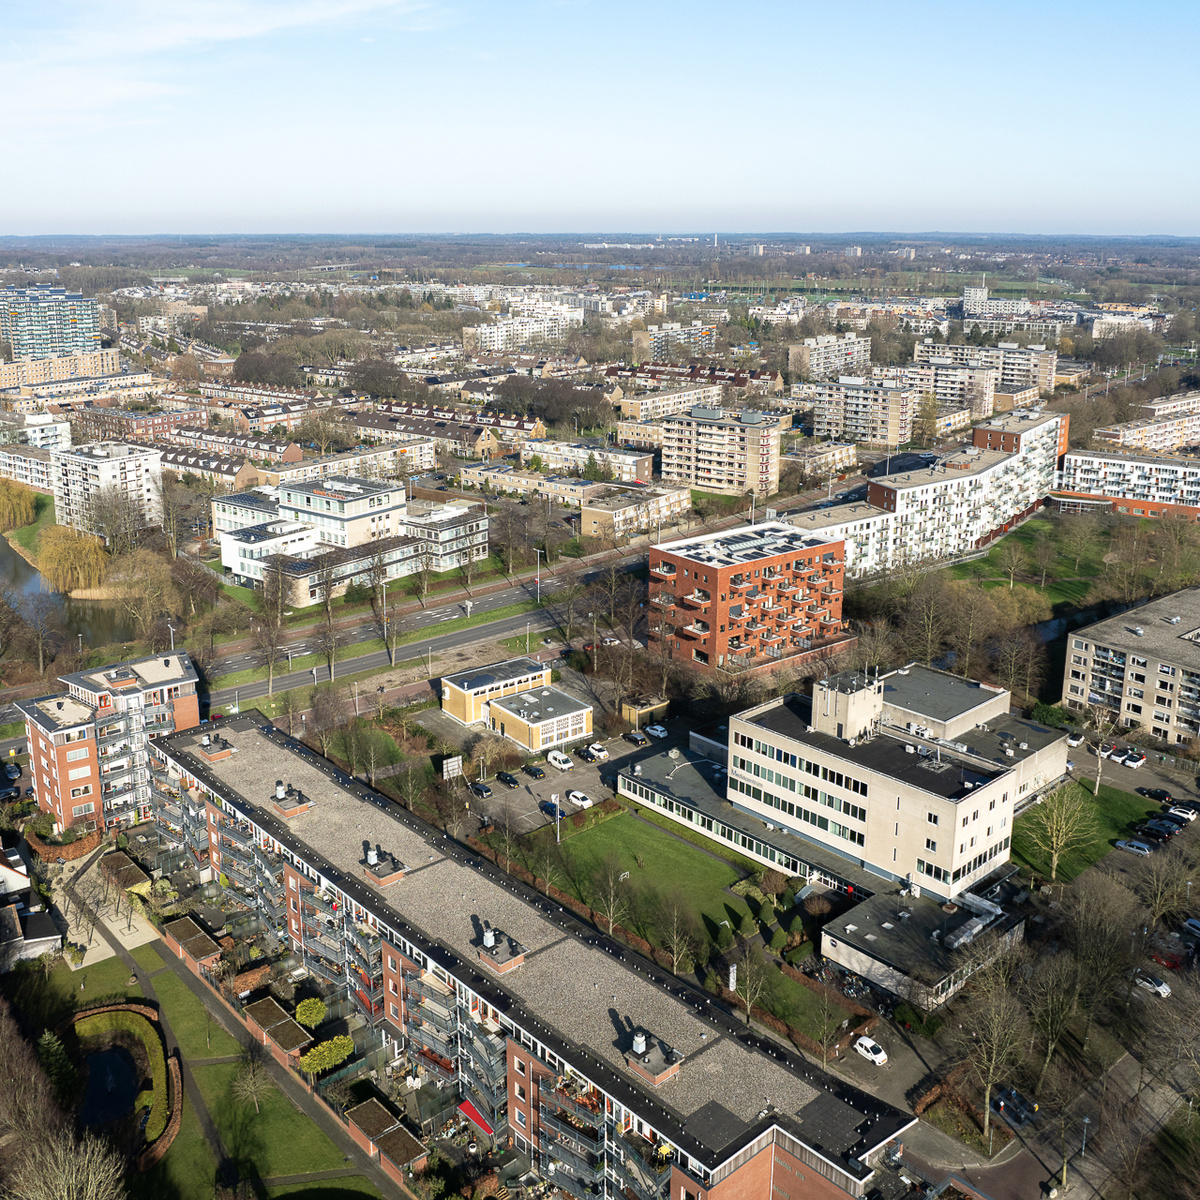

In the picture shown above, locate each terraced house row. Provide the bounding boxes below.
[148,718,913,1200]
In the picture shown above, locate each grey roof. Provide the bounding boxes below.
[879,666,1007,724]
[442,657,546,693]
[1077,589,1200,671]
[156,719,912,1173]
[657,521,834,568]
[490,687,590,723]
[748,698,1004,802]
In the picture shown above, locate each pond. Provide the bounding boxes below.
[0,531,136,646]
[78,1046,140,1128]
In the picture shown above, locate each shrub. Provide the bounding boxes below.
[786,942,814,966]
[788,914,806,935]
[769,928,787,952]
[295,997,327,1029]
[299,1034,355,1075]
[1031,701,1071,729]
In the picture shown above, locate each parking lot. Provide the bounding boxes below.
[467,715,693,836]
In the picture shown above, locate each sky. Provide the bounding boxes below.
[4,0,1198,236]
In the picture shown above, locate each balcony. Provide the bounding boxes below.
[303,890,340,919]
[728,575,752,591]
[678,590,710,609]
[412,1002,456,1036]
[351,988,384,1023]
[546,1138,605,1184]
[222,822,254,848]
[304,930,345,966]
[304,954,344,986]
[548,1166,602,1200]
[552,1086,604,1125]
[540,1104,601,1148]
[414,1047,456,1084]
[349,926,382,963]
[223,856,256,890]
[649,563,675,578]
[650,592,675,609]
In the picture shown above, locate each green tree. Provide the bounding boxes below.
[295,998,327,1028]
[35,1031,75,1105]
[299,1034,355,1075]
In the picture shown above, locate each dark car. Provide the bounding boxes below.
[539,801,564,820]
[1135,823,1175,842]
[523,764,546,780]
[0,787,18,804]
[470,782,492,799]
[1140,788,1173,803]
[4,763,21,780]
[991,1086,1038,1129]
[496,772,519,790]
[578,748,597,763]
[624,730,649,747]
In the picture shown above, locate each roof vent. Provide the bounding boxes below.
[56,701,63,711]
[1171,615,1182,625]
[905,744,915,754]
[1134,627,1144,637]
[483,928,496,949]
[276,781,285,799]
[367,848,378,866]
[164,658,171,667]
[631,1030,647,1056]
[1019,742,1029,751]
[201,734,211,747]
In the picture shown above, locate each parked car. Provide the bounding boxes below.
[0,787,18,804]
[496,772,519,790]
[1182,917,1200,939]
[567,790,593,809]
[1150,947,1186,971]
[624,730,649,747]
[601,636,620,647]
[523,764,546,780]
[471,782,493,799]
[1139,819,1179,836]
[547,750,573,771]
[1067,732,1085,748]
[644,724,668,739]
[540,801,564,820]
[1140,787,1173,803]
[587,743,609,760]
[1167,806,1197,823]
[1116,840,1153,857]
[1135,971,1172,997]
[1099,743,1118,758]
[578,748,598,763]
[852,1036,887,1066]
[991,1086,1039,1128]
[3,763,20,780]
[1135,822,1175,842]
[1123,751,1147,768]
[1158,811,1192,829]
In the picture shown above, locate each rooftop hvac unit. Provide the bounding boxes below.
[1019,742,1029,750]
[1005,747,1015,757]
[483,929,496,948]
[1171,616,1182,625]
[1135,627,1144,637]
[632,1030,647,1055]
[905,744,916,754]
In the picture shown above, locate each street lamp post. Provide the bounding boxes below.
[1082,1116,1090,1158]
[233,689,239,715]
[166,621,176,652]
[77,633,83,654]
[534,547,543,603]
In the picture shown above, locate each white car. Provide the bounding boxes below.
[1116,839,1152,857]
[1135,971,1172,998]
[546,750,573,771]
[1123,751,1147,768]
[587,743,609,760]
[853,1036,888,1066]
[644,724,669,739]
[1067,732,1085,748]
[601,636,620,646]
[567,790,593,809]
[1167,807,1197,823]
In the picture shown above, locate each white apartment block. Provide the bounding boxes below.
[518,440,652,483]
[914,340,1057,393]
[1093,409,1200,453]
[787,411,1067,576]
[811,377,917,448]
[278,477,407,549]
[50,442,163,538]
[962,287,1030,318]
[461,309,583,354]
[1062,590,1200,744]
[631,321,718,359]
[881,359,999,419]
[616,383,724,421]
[1057,450,1200,516]
[787,333,872,381]
[1137,391,1200,420]
[220,520,320,584]
[660,407,782,497]
[960,316,1069,340]
[0,445,52,491]
[267,439,436,485]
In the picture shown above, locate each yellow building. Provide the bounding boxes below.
[489,688,593,751]
[440,658,552,726]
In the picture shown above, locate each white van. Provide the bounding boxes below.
[546,750,573,771]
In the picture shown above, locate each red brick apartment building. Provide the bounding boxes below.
[649,522,852,675]
[18,653,200,835]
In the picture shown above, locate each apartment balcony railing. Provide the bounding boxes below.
[540,1104,602,1148]
[678,591,710,608]
[547,1165,602,1200]
[552,1087,605,1125]
[304,931,345,966]
[412,1001,457,1036]
[221,822,254,848]
[96,725,130,748]
[223,855,256,890]
[351,988,385,1023]
[414,1047,456,1084]
[304,954,344,986]
[303,890,340,919]
[349,927,382,963]
[460,1060,505,1110]
[649,563,675,578]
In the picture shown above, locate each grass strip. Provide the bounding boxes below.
[627,802,762,872]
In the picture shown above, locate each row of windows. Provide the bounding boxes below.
[728,777,866,846]
[918,836,1011,886]
[732,734,868,796]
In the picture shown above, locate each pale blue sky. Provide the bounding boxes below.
[4,0,1197,235]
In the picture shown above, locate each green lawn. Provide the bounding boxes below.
[762,965,841,1044]
[193,1062,348,1178]
[131,942,165,973]
[548,813,756,946]
[627,803,762,872]
[0,719,25,739]
[7,492,55,553]
[152,968,243,1059]
[265,1179,382,1199]
[131,1093,218,1200]
[1,954,141,1030]
[1011,781,1159,881]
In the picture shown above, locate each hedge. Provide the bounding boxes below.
[74,1009,169,1141]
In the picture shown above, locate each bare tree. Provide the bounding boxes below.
[278,689,301,738]
[254,560,288,696]
[733,939,771,1027]
[996,538,1026,589]
[555,569,588,645]
[410,547,437,607]
[953,980,1027,1142]
[1023,953,1081,1092]
[7,1128,127,1200]
[86,483,142,553]
[1057,512,1100,572]
[393,762,428,813]
[457,549,478,595]
[592,853,629,934]
[314,618,339,681]
[155,470,188,559]
[659,890,698,976]
[309,684,343,756]
[1032,532,1057,588]
[231,1044,272,1115]
[1083,703,1122,794]
[945,582,997,680]
[1135,842,1196,925]
[1019,782,1098,882]
[20,594,61,676]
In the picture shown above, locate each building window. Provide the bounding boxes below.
[515,1111,527,1129]
[69,785,92,799]
[925,838,937,852]
[514,1059,525,1075]
[515,1083,526,1102]
[927,813,938,826]
[71,803,94,817]
[66,747,89,762]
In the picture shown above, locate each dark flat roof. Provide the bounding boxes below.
[880,666,1006,724]
[750,698,1003,801]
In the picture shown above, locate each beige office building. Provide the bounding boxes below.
[440,658,552,726]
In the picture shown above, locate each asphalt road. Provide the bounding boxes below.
[209,553,644,681]
[208,606,565,709]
